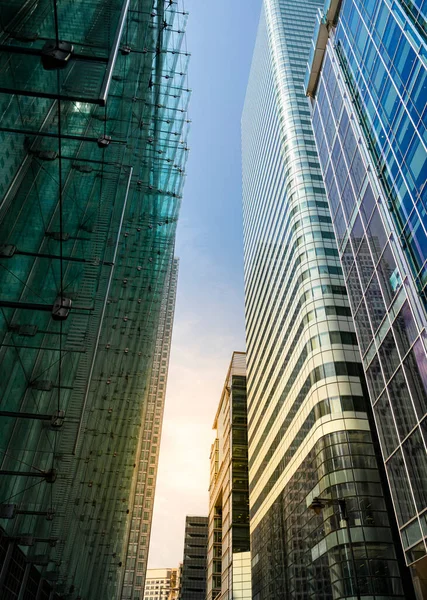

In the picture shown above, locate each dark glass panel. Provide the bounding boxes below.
[378,329,400,382]
[377,243,400,304]
[374,392,399,457]
[404,339,427,420]
[403,429,427,512]
[387,368,417,438]
[386,449,417,525]
[365,273,386,330]
[366,354,385,400]
[354,299,373,353]
[393,300,419,357]
[360,183,376,225]
[366,208,388,263]
[356,237,374,289]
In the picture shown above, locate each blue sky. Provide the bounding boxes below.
[148,0,262,568]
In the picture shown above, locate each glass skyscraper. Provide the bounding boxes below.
[0,1,189,599]
[305,0,427,593]
[207,352,250,600]
[121,258,179,599]
[179,516,208,600]
[242,0,414,598]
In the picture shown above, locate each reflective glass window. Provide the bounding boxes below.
[367,208,388,262]
[386,449,416,525]
[374,391,399,457]
[395,37,417,87]
[377,243,400,304]
[410,68,427,120]
[350,214,364,255]
[366,354,385,400]
[365,273,386,330]
[387,368,417,438]
[404,339,427,420]
[356,238,374,291]
[378,329,400,382]
[360,183,376,225]
[404,210,427,271]
[393,300,419,357]
[350,147,366,195]
[403,429,427,512]
[354,299,373,353]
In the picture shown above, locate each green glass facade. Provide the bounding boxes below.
[0,1,189,598]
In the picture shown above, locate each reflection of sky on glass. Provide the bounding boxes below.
[148,0,262,568]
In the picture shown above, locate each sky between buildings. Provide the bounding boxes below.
[147,0,262,568]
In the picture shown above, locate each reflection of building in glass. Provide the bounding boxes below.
[143,568,175,600]
[207,352,250,600]
[121,259,179,599]
[0,2,189,598]
[305,0,427,593]
[242,0,415,598]
[179,516,208,600]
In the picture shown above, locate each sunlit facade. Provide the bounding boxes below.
[231,552,251,600]
[0,1,189,599]
[305,0,427,593]
[242,0,414,598]
[121,259,179,599]
[207,352,250,600]
[143,568,176,600]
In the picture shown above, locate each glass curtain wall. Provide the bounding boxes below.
[305,0,427,587]
[0,1,190,598]
[242,1,414,598]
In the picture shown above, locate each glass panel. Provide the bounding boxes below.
[404,339,427,421]
[373,392,399,457]
[386,449,417,525]
[403,429,427,512]
[387,368,417,439]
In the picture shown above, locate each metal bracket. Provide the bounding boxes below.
[52,296,72,321]
[41,40,74,71]
[0,244,16,257]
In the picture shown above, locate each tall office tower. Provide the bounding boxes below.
[304,0,427,594]
[143,568,175,600]
[242,1,415,598]
[0,2,189,599]
[179,516,208,600]
[207,352,250,600]
[121,258,179,599]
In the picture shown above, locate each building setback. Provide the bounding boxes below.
[0,1,190,598]
[207,352,251,600]
[121,259,179,599]
[305,0,427,594]
[242,0,415,598]
[179,516,208,600]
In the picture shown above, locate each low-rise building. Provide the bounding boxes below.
[144,568,174,600]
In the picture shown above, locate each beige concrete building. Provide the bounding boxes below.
[144,568,175,600]
[207,352,251,600]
